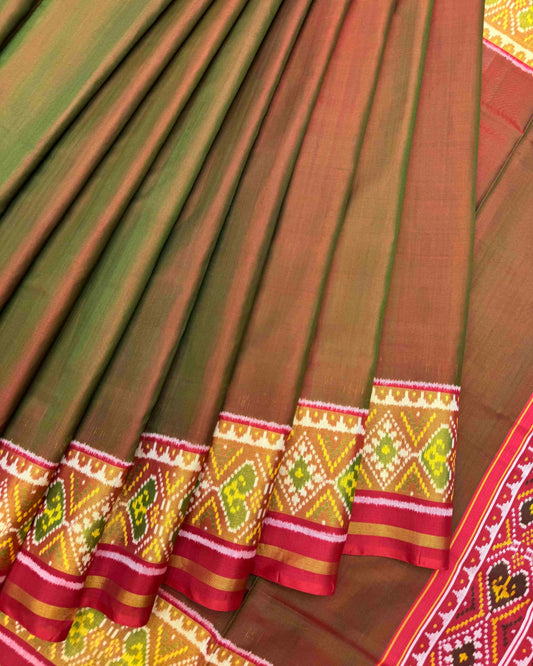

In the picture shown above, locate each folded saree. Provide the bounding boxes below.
[1,0,524,662]
[220,5,533,663]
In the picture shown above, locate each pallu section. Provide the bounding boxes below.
[0,438,57,581]
[379,394,533,666]
[253,399,366,594]
[0,440,130,640]
[476,4,533,214]
[347,379,459,568]
[0,590,272,665]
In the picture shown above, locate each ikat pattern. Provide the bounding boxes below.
[0,592,272,665]
[358,382,459,503]
[185,414,288,545]
[98,434,208,564]
[269,400,367,527]
[387,427,533,665]
[484,0,533,71]
[22,442,129,576]
[0,439,56,578]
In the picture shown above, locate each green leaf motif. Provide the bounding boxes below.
[221,463,256,530]
[421,427,453,490]
[374,434,398,467]
[128,477,157,542]
[64,608,105,657]
[288,457,311,491]
[336,453,362,510]
[519,7,533,30]
[83,515,106,553]
[108,629,148,666]
[33,480,65,543]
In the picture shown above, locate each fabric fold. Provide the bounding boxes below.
[0,0,489,651]
[0,0,285,640]
[166,0,395,611]
[345,0,484,568]
[254,0,435,595]
[0,0,215,308]
[0,0,248,427]
[0,0,179,211]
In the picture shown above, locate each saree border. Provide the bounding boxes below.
[379,392,533,665]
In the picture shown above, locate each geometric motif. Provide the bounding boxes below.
[0,590,272,665]
[379,394,533,666]
[185,413,289,545]
[484,0,533,73]
[269,399,366,528]
[23,441,130,576]
[0,438,57,579]
[358,381,459,503]
[97,433,208,564]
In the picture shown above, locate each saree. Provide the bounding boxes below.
[0,0,530,663]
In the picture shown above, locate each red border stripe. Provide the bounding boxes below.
[379,393,533,665]
[0,624,53,665]
[372,378,461,394]
[219,412,291,434]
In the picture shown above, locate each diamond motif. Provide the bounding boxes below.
[336,453,362,510]
[288,457,312,491]
[375,434,398,467]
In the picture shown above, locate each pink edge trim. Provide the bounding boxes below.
[140,432,209,455]
[0,438,57,470]
[93,544,167,576]
[176,526,257,559]
[158,588,274,666]
[483,38,533,76]
[372,378,461,393]
[296,399,369,417]
[16,550,85,590]
[219,412,291,435]
[68,440,131,468]
[263,513,347,543]
[0,624,52,665]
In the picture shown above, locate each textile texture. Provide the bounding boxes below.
[0,0,531,664]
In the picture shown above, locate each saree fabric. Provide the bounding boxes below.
[0,0,497,660]
[218,17,533,666]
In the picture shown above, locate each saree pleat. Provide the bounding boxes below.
[26,0,313,633]
[0,0,492,655]
[0,0,287,640]
[254,0,434,595]
[0,0,182,212]
[166,0,395,611]
[0,0,38,48]
[0,0,215,309]
[345,0,483,568]
[0,0,248,424]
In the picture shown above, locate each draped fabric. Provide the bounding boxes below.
[215,8,533,665]
[1,0,531,664]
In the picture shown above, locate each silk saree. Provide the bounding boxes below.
[0,0,531,663]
